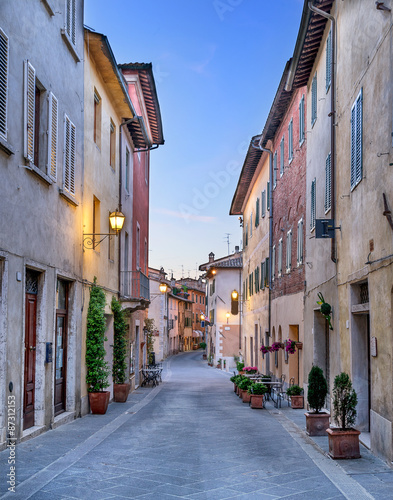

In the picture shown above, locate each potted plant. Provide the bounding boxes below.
[244,366,258,374]
[86,279,110,414]
[217,358,222,369]
[248,383,268,409]
[286,385,304,409]
[305,365,330,435]
[233,374,243,395]
[327,372,360,459]
[208,354,213,366]
[238,377,253,403]
[200,342,207,359]
[236,361,245,374]
[111,297,130,403]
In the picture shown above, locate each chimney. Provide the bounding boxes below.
[208,252,215,263]
[235,246,239,253]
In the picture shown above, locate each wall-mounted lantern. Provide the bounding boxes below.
[83,210,125,249]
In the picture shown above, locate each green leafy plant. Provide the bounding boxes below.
[286,385,303,396]
[111,296,127,384]
[332,372,358,430]
[236,361,244,372]
[307,365,328,413]
[85,278,109,392]
[248,383,268,395]
[199,342,207,349]
[144,318,155,364]
[238,377,253,390]
[317,293,333,330]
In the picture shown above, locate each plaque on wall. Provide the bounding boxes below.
[370,336,377,357]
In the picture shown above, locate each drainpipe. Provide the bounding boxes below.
[308,1,336,263]
[119,117,140,297]
[252,139,273,342]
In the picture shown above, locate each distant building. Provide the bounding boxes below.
[199,250,242,370]
[177,278,206,350]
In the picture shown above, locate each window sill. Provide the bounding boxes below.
[24,161,53,186]
[0,137,15,156]
[60,30,81,62]
[324,207,331,215]
[59,188,78,206]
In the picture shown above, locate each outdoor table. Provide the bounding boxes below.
[141,368,162,387]
[261,381,284,408]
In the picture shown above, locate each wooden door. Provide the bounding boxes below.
[23,293,37,430]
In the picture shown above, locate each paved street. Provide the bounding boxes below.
[1,352,393,500]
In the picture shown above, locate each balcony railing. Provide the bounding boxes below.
[120,270,150,302]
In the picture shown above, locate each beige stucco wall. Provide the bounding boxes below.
[241,153,270,369]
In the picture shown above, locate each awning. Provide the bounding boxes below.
[193,330,203,338]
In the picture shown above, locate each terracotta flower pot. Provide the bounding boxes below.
[242,391,251,404]
[250,394,264,409]
[290,395,304,409]
[238,388,245,399]
[233,383,237,392]
[327,428,361,459]
[89,391,110,414]
[305,411,330,436]
[113,383,130,403]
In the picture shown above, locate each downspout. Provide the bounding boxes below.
[252,139,273,342]
[308,1,336,263]
[119,117,140,296]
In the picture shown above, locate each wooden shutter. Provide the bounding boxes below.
[0,28,9,139]
[66,0,76,45]
[255,198,260,227]
[64,114,76,195]
[310,178,316,230]
[312,73,317,125]
[24,60,35,162]
[48,92,58,180]
[326,30,332,91]
[262,190,266,218]
[325,152,331,212]
[261,261,265,290]
[351,89,363,190]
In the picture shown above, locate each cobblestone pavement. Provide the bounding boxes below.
[1,351,393,499]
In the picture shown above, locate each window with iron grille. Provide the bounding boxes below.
[350,88,363,190]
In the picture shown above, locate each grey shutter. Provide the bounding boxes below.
[262,190,266,217]
[0,28,9,139]
[310,178,316,230]
[64,114,76,195]
[325,152,331,212]
[326,30,332,91]
[48,92,58,180]
[24,60,35,162]
[350,89,363,189]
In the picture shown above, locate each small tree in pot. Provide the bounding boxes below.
[286,385,304,409]
[86,279,110,414]
[327,372,360,459]
[305,365,330,435]
[111,296,130,402]
[248,383,268,409]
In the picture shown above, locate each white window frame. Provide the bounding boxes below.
[325,152,332,213]
[310,178,316,231]
[278,238,283,277]
[63,114,76,195]
[286,229,292,273]
[0,28,9,140]
[350,88,363,190]
[297,218,303,266]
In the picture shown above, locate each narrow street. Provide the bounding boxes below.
[1,352,392,500]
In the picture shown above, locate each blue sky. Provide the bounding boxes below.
[84,0,304,279]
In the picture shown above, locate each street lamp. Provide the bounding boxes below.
[226,312,230,324]
[159,282,168,293]
[83,209,125,249]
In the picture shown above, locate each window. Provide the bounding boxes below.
[288,119,293,162]
[310,178,316,231]
[286,229,292,273]
[65,0,76,45]
[255,198,260,227]
[299,94,305,145]
[273,151,277,188]
[93,89,101,147]
[350,88,363,190]
[297,218,303,266]
[325,152,332,213]
[110,120,116,170]
[278,238,283,277]
[311,73,317,125]
[125,147,130,192]
[64,114,76,195]
[280,136,284,176]
[254,268,259,293]
[272,245,276,281]
[0,28,9,140]
[267,182,270,211]
[326,30,332,92]
[261,190,266,218]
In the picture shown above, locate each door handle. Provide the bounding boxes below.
[30,346,36,351]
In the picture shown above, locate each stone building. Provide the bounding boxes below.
[0,0,84,446]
